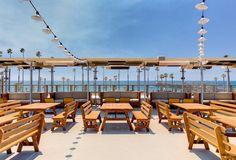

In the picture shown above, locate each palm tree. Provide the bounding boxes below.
[36,51,42,92]
[20,48,25,85]
[36,51,42,58]
[221,74,226,92]
[7,49,13,92]
[164,73,168,91]
[160,74,164,83]
[169,73,174,91]
[62,77,66,92]
[20,48,25,58]
[7,49,13,58]
[160,74,164,91]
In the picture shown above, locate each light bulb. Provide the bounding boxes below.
[199,47,204,52]
[195,2,208,11]
[64,48,69,53]
[198,17,209,25]
[42,26,52,34]
[198,28,207,35]
[31,11,43,21]
[198,43,205,47]
[199,50,205,55]
[198,36,207,42]
[58,42,64,48]
[51,36,59,43]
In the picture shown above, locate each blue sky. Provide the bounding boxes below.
[0,0,235,81]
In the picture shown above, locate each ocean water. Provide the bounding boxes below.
[5,80,236,93]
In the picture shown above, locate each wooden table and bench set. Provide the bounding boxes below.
[80,101,152,132]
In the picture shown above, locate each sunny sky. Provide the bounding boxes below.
[0,0,235,82]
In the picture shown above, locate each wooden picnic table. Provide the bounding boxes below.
[15,103,59,116]
[172,103,218,116]
[100,103,133,131]
[210,115,236,137]
[15,103,60,130]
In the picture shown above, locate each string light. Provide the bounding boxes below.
[195,1,208,11]
[51,35,59,43]
[198,26,207,35]
[31,11,43,21]
[26,0,79,60]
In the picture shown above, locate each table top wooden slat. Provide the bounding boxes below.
[0,114,18,126]
[213,115,236,128]
[172,103,217,111]
[100,103,133,111]
[15,103,60,111]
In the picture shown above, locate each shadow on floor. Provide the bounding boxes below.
[190,148,220,160]
[159,122,184,134]
[49,122,77,133]
[0,151,42,160]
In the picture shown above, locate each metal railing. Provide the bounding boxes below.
[1,83,235,93]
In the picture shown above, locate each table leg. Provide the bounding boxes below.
[125,112,133,131]
[52,106,57,116]
[176,108,180,116]
[101,111,108,131]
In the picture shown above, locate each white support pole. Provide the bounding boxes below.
[93,67,97,105]
[87,64,90,101]
[29,63,33,104]
[200,63,204,104]
[127,69,129,91]
[118,70,120,91]
[82,66,84,91]
[137,68,141,91]
[37,68,41,92]
[73,68,76,91]
[180,67,185,92]
[50,67,54,92]
[226,66,231,92]
[8,68,11,92]
[4,67,8,93]
[143,65,147,101]
[102,67,104,91]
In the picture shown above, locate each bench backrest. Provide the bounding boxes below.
[156,100,171,119]
[120,98,130,103]
[0,113,44,153]
[210,100,236,116]
[64,101,78,118]
[80,101,92,119]
[0,101,21,116]
[215,125,236,159]
[183,112,219,148]
[104,98,116,103]
[140,101,152,119]
[63,97,74,104]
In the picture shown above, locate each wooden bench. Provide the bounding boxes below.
[80,101,101,132]
[51,101,78,131]
[0,113,44,154]
[131,101,152,132]
[0,101,21,116]
[183,112,236,160]
[156,100,183,131]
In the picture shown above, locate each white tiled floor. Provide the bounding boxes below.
[0,111,235,160]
